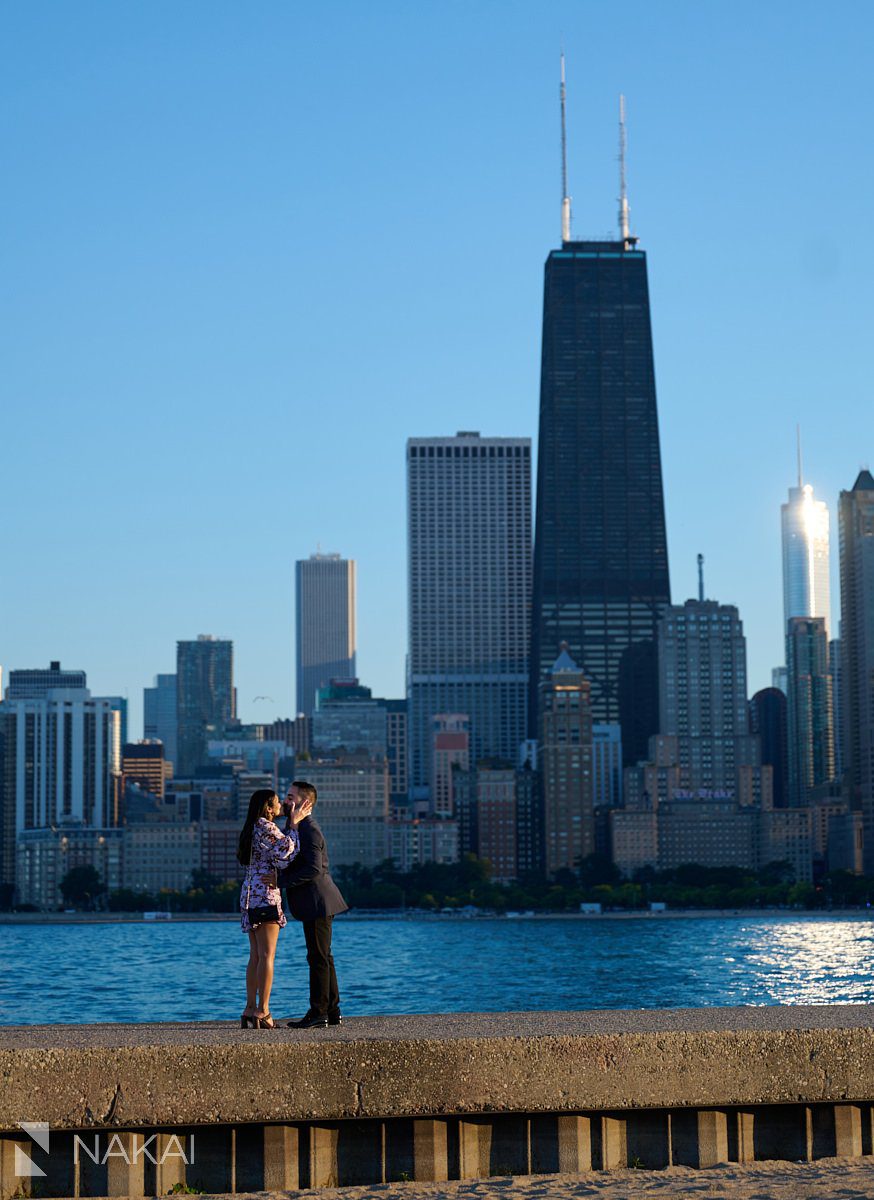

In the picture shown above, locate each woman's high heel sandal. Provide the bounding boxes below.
[255,1013,277,1030]
[240,1012,255,1028]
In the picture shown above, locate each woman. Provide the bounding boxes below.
[237,787,313,1029]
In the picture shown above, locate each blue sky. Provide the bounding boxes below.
[2,1,872,735]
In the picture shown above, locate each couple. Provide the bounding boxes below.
[236,780,347,1030]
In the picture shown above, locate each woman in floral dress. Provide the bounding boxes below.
[237,787,313,1028]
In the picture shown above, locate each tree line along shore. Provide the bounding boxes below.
[3,855,873,916]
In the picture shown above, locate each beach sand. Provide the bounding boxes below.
[225,1157,874,1199]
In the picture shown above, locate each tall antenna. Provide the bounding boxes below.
[697,553,705,602]
[796,424,803,488]
[618,94,630,241]
[560,53,571,243]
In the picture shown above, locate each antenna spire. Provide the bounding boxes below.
[618,94,630,242]
[796,424,803,488]
[560,53,571,244]
[697,553,705,603]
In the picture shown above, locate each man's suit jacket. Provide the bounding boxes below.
[278,816,348,922]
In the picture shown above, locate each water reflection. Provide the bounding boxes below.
[1,914,873,1025]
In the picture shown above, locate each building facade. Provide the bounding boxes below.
[592,724,623,809]
[312,680,387,758]
[658,599,764,798]
[176,636,234,778]
[387,816,459,873]
[829,637,844,781]
[529,240,670,767]
[260,715,311,756]
[407,432,531,789]
[143,673,178,770]
[6,662,87,698]
[295,554,357,718]
[0,666,124,904]
[539,647,594,876]
[839,469,874,869]
[122,741,170,799]
[430,714,470,818]
[383,700,409,809]
[0,687,122,832]
[296,756,389,869]
[781,480,831,635]
[17,826,124,910]
[785,617,834,807]
[750,687,789,809]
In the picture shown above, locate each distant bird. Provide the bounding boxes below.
[253,695,274,703]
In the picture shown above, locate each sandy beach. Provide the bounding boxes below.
[220,1158,874,1199]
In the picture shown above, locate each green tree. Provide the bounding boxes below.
[191,869,222,892]
[578,853,621,887]
[60,865,104,910]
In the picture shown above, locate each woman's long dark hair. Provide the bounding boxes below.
[237,789,279,866]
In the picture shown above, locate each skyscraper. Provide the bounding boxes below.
[0,666,124,901]
[312,679,387,758]
[750,687,789,809]
[295,554,357,718]
[5,661,87,698]
[829,635,844,780]
[407,432,532,789]
[781,468,831,635]
[658,599,765,800]
[430,714,471,818]
[176,636,235,777]
[539,645,594,876]
[838,469,874,868]
[144,673,178,770]
[122,741,169,800]
[785,617,834,806]
[529,94,670,767]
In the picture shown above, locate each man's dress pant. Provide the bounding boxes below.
[303,916,340,1016]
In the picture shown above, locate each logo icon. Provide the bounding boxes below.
[15,1123,49,1178]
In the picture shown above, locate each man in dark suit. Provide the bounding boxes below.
[279,780,348,1029]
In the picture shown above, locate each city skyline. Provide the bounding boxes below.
[3,2,872,738]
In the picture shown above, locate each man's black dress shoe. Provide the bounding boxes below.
[328,1010,342,1026]
[287,1013,329,1029]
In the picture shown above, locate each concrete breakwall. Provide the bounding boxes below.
[2,1008,874,1195]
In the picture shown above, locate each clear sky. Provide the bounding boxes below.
[2,1,872,736]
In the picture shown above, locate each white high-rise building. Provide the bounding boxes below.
[295,554,357,718]
[0,664,124,904]
[407,432,532,789]
[782,479,831,636]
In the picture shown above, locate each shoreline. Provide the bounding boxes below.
[1,907,873,926]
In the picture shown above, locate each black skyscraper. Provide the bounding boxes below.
[529,238,671,765]
[750,687,789,809]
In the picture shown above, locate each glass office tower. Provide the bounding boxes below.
[529,239,671,765]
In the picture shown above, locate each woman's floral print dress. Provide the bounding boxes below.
[240,816,300,932]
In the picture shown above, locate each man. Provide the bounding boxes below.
[279,780,348,1029]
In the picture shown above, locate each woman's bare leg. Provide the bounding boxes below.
[245,931,259,1015]
[255,923,281,1017]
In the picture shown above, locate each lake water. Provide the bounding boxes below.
[3,913,874,1025]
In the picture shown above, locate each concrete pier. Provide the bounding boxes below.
[2,1007,874,1195]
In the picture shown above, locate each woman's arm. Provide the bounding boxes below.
[262,819,300,866]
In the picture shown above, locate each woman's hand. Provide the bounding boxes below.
[287,795,314,828]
